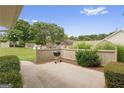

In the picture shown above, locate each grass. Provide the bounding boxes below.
[73,40,101,45]
[70,40,101,48]
[95,42,116,50]
[71,42,92,49]
[0,48,35,62]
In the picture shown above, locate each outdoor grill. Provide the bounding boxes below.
[53,51,61,63]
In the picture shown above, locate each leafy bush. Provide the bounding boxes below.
[117,45,124,62]
[96,42,116,50]
[0,71,22,88]
[0,55,22,88]
[17,40,25,47]
[104,62,124,88]
[0,55,20,72]
[72,42,92,49]
[76,50,100,67]
[27,40,36,43]
[0,39,8,42]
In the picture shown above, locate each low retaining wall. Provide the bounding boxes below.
[36,49,61,62]
[36,48,117,66]
[0,42,9,48]
[25,43,36,48]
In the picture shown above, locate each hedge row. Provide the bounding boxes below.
[104,62,124,88]
[0,55,20,72]
[0,55,22,88]
[117,45,124,62]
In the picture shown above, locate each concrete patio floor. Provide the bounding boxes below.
[20,61,105,88]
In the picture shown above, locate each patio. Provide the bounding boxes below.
[21,61,105,88]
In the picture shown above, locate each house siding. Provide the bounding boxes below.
[106,31,124,45]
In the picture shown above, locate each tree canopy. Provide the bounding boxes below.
[69,33,112,41]
[29,22,65,45]
[5,19,115,47]
[7,19,66,46]
[13,19,30,42]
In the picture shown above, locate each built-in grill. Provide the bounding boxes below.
[53,51,61,63]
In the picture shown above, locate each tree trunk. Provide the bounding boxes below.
[13,41,16,47]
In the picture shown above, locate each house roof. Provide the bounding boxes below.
[94,29,124,46]
[61,40,73,46]
[0,5,23,28]
[103,29,124,40]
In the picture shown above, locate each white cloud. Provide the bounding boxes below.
[101,10,109,14]
[32,19,38,23]
[23,19,29,22]
[80,7,109,16]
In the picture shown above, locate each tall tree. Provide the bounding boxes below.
[29,22,65,45]
[7,29,23,47]
[14,19,30,42]
[49,24,65,44]
[29,22,50,45]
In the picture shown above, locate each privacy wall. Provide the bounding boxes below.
[36,49,117,66]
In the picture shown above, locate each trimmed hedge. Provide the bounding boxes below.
[104,62,124,88]
[0,55,20,72]
[0,55,22,88]
[76,50,100,67]
[0,71,22,88]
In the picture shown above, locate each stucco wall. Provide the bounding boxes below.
[36,49,117,66]
[25,43,36,48]
[0,42,9,48]
[36,49,61,62]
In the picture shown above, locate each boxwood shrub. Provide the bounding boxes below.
[0,71,23,88]
[104,62,124,88]
[76,50,100,67]
[0,55,20,72]
[0,55,22,88]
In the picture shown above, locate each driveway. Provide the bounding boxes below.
[20,61,105,88]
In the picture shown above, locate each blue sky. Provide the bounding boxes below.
[18,5,124,36]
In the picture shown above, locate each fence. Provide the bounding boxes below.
[36,48,117,66]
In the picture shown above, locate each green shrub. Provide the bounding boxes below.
[0,55,22,88]
[72,42,92,49]
[0,39,8,42]
[76,50,100,67]
[0,55,20,72]
[96,42,116,50]
[0,71,23,88]
[27,40,36,43]
[104,62,124,88]
[117,45,124,62]
[17,40,25,47]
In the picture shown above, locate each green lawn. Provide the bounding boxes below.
[0,48,36,62]
[70,40,101,48]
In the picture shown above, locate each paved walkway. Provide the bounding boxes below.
[20,61,105,88]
